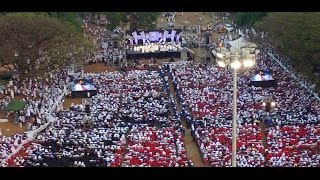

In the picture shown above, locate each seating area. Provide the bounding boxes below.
[266,124,320,167]
[0,68,69,166]
[195,124,264,167]
[1,68,191,167]
[165,50,320,166]
[0,133,28,166]
[1,30,320,166]
[123,125,189,167]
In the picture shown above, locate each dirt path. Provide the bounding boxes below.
[165,69,206,167]
[84,62,118,73]
[259,120,268,166]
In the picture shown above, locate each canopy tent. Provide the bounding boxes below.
[4,100,26,111]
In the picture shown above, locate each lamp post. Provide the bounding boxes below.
[216,47,258,167]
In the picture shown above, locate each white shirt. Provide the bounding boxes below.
[254,74,263,81]
[74,84,83,91]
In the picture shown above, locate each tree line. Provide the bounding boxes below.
[0,12,96,79]
[0,12,161,80]
[235,12,320,91]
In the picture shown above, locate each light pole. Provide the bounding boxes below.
[198,25,201,62]
[216,47,258,167]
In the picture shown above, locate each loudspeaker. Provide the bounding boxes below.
[85,105,90,113]
[206,37,210,44]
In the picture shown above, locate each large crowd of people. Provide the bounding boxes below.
[1,14,320,167]
[166,49,320,166]
[0,68,69,166]
[266,124,320,167]
[1,66,191,167]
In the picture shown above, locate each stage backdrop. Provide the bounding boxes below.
[126,29,183,45]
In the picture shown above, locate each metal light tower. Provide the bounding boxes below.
[216,46,258,167]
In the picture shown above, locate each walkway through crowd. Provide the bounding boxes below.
[165,69,206,167]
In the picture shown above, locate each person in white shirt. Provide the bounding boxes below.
[74,80,85,91]
[254,71,264,81]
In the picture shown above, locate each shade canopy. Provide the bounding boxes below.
[4,100,26,111]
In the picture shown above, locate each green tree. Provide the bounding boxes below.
[0,13,96,79]
[129,12,160,30]
[0,12,83,32]
[254,12,320,90]
[101,12,160,30]
[235,12,267,27]
[47,12,83,32]
[103,12,127,30]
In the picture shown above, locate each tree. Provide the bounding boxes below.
[129,12,160,30]
[1,12,84,32]
[103,12,127,30]
[235,12,267,27]
[46,12,84,33]
[0,13,96,79]
[101,12,160,30]
[254,12,320,91]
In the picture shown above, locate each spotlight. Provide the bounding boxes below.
[230,60,241,69]
[243,59,255,67]
[216,53,224,59]
[217,60,226,68]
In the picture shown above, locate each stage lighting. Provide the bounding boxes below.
[243,59,255,67]
[230,60,242,69]
[217,60,226,68]
[216,53,224,59]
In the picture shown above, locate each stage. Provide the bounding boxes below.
[126,50,181,60]
[249,80,277,88]
[71,90,98,98]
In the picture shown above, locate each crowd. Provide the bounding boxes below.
[84,22,126,66]
[128,42,183,53]
[161,12,176,28]
[165,48,320,166]
[1,67,191,167]
[0,67,69,166]
[195,124,264,167]
[1,15,320,167]
[266,124,320,167]
[123,125,189,167]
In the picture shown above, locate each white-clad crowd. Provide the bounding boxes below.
[0,68,69,166]
[2,67,191,167]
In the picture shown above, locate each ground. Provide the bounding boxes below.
[0,94,29,137]
[62,97,83,110]
[0,108,27,137]
[84,62,118,73]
